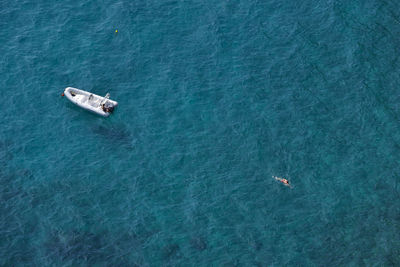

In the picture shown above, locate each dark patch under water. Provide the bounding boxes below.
[162,243,181,259]
[91,124,134,149]
[45,230,106,264]
[190,236,207,251]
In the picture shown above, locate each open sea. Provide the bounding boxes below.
[1,0,400,266]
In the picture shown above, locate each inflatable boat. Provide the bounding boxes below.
[63,87,118,117]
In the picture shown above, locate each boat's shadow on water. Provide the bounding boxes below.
[63,101,136,150]
[90,122,135,150]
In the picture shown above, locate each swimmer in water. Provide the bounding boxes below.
[273,176,292,188]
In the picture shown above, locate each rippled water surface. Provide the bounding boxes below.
[1,0,400,265]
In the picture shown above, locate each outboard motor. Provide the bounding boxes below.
[103,101,115,113]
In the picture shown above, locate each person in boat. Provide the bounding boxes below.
[273,176,292,187]
[102,101,114,113]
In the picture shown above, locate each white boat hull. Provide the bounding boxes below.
[64,87,118,117]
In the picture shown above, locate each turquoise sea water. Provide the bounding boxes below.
[1,0,400,265]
